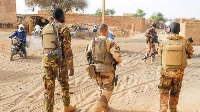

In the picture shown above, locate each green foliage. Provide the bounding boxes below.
[95,8,116,16]
[24,0,88,12]
[133,9,146,18]
[95,8,102,16]
[150,12,166,22]
[106,9,116,15]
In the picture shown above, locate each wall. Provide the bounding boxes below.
[20,11,146,34]
[65,14,145,32]
[179,19,200,45]
[184,22,200,45]
[0,0,17,25]
[144,19,153,31]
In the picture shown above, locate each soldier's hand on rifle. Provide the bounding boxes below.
[69,69,74,76]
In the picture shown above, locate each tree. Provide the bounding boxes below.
[150,12,166,22]
[106,9,116,16]
[133,9,146,18]
[95,8,116,16]
[24,0,88,12]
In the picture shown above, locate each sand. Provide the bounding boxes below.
[0,29,199,112]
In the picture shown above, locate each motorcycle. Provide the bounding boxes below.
[10,37,27,61]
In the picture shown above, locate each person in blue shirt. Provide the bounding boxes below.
[9,24,27,57]
[108,30,115,40]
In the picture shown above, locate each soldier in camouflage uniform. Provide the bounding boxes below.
[158,22,193,112]
[42,8,76,112]
[143,23,158,63]
[86,24,122,112]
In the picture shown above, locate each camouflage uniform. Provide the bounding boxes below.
[42,21,74,112]
[86,36,122,112]
[158,34,193,112]
[144,28,157,61]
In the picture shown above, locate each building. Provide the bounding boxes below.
[0,0,17,27]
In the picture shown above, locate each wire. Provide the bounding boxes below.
[128,0,139,9]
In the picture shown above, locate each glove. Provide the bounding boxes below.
[9,36,12,38]
[69,69,74,76]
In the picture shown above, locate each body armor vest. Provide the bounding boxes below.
[162,35,187,69]
[42,22,62,54]
[91,37,115,65]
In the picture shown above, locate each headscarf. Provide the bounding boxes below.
[18,24,25,32]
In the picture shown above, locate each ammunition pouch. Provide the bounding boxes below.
[95,64,114,73]
[93,54,115,65]
[86,65,97,79]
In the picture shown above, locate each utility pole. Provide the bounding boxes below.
[102,0,105,23]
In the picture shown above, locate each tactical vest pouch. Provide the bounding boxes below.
[95,64,114,73]
[42,24,56,49]
[165,43,182,66]
[162,37,187,69]
[86,65,97,79]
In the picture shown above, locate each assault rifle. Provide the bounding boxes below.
[47,23,64,80]
[113,61,118,86]
[149,29,159,44]
[142,51,158,60]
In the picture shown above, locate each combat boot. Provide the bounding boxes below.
[64,105,76,112]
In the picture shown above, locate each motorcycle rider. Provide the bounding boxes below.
[9,24,27,57]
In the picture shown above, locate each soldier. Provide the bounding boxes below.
[143,23,158,63]
[86,24,122,112]
[158,22,193,112]
[42,8,76,112]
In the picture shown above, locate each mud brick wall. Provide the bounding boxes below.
[65,14,146,32]
[179,22,186,37]
[185,22,200,45]
[180,19,200,45]
[0,0,17,25]
[144,19,152,31]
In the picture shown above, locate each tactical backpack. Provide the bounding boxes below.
[162,36,187,69]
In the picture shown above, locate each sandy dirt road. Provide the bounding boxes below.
[0,29,199,112]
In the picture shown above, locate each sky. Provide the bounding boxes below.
[16,0,200,19]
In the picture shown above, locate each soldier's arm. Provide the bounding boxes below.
[145,29,150,37]
[145,29,153,38]
[60,26,74,69]
[86,40,93,56]
[186,40,194,59]
[109,41,122,65]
